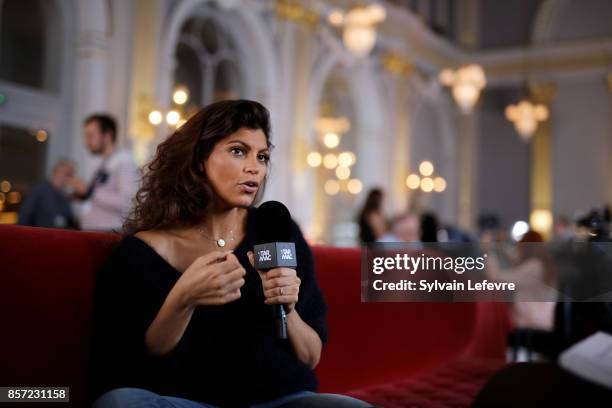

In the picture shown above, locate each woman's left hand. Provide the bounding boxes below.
[247,251,300,313]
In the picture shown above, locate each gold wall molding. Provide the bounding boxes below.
[528,81,556,238]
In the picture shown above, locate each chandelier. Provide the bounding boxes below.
[307,115,361,196]
[328,4,386,57]
[504,100,549,141]
[439,64,486,113]
[148,85,190,128]
[406,161,446,193]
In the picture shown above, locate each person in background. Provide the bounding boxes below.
[18,159,79,229]
[420,212,439,242]
[486,230,557,329]
[378,212,421,245]
[70,113,138,232]
[356,188,387,244]
[484,230,558,360]
[552,215,574,243]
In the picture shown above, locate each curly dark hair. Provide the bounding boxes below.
[123,99,272,234]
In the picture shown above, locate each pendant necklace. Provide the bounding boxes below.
[198,226,235,248]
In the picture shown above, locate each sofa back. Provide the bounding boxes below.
[0,225,116,406]
[313,246,485,392]
[0,225,510,405]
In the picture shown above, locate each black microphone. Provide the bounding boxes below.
[252,201,297,340]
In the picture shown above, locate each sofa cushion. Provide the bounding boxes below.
[346,358,506,408]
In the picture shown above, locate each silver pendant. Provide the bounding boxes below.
[217,239,226,247]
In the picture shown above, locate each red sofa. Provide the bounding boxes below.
[0,225,511,407]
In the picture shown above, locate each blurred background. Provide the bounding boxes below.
[1,0,612,246]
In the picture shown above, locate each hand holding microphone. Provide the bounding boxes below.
[249,201,299,339]
[247,253,301,314]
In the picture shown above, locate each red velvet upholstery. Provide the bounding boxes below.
[0,226,511,407]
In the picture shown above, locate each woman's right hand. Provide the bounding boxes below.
[176,250,246,309]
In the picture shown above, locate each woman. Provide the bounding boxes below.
[485,230,557,330]
[484,230,558,360]
[356,188,387,244]
[90,100,371,408]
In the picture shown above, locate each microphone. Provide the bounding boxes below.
[252,201,297,340]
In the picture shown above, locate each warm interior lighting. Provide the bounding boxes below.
[530,209,553,236]
[433,177,447,192]
[419,161,434,177]
[323,132,340,148]
[505,100,549,141]
[337,151,356,167]
[342,4,386,57]
[307,152,322,167]
[0,180,11,193]
[173,86,189,105]
[328,9,344,26]
[166,110,181,126]
[148,110,163,125]
[439,64,486,113]
[347,178,363,194]
[35,130,48,142]
[323,154,338,169]
[420,177,434,192]
[7,191,20,204]
[324,179,340,195]
[335,166,351,180]
[406,174,420,190]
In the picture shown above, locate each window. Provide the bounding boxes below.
[0,124,48,223]
[0,0,62,91]
[174,16,242,113]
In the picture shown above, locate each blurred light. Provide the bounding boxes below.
[420,177,434,192]
[530,209,553,236]
[511,221,529,241]
[440,64,486,113]
[0,192,5,203]
[505,100,549,141]
[328,9,344,26]
[343,19,376,57]
[406,174,420,190]
[323,132,340,148]
[335,166,351,180]
[419,161,434,176]
[347,179,362,194]
[433,176,446,192]
[314,117,351,135]
[368,3,386,21]
[306,152,322,167]
[7,191,20,204]
[173,86,189,105]
[0,180,11,193]
[35,129,48,142]
[324,179,340,195]
[337,151,356,167]
[148,110,163,125]
[0,202,3,211]
[438,68,454,86]
[342,4,386,57]
[166,110,181,126]
[177,119,187,128]
[0,212,17,224]
[323,153,338,169]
